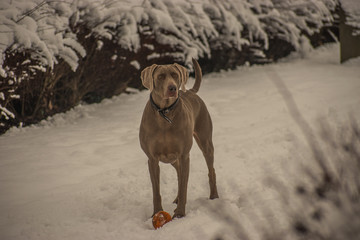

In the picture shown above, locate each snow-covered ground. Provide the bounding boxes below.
[0,44,359,240]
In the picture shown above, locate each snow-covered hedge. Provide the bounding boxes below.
[340,0,360,35]
[0,0,338,133]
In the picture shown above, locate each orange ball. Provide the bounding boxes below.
[152,211,172,229]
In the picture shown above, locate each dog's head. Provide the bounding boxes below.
[141,63,188,99]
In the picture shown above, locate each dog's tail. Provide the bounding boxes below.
[190,58,202,93]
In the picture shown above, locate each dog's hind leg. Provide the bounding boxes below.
[193,129,219,200]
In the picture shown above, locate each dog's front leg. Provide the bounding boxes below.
[148,158,163,216]
[173,154,190,218]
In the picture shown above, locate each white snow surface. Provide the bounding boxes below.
[0,44,360,240]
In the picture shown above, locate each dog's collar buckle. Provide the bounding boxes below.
[150,95,179,124]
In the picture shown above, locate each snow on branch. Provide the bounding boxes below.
[0,0,337,73]
[340,0,360,35]
[0,0,86,77]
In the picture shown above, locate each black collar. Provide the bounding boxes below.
[150,94,179,124]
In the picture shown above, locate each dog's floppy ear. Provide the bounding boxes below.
[141,64,158,91]
[173,63,188,92]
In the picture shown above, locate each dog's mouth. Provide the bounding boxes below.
[167,91,177,98]
[166,84,177,98]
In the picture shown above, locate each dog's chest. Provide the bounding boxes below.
[151,127,192,162]
[140,100,195,162]
[141,117,193,162]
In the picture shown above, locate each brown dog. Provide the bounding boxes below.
[139,59,219,218]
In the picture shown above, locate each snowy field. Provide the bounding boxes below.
[0,44,359,240]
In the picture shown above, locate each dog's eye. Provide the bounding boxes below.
[157,74,165,80]
[171,73,179,80]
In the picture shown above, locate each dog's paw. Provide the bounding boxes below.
[152,209,164,218]
[173,208,185,218]
[172,213,185,219]
[210,193,219,200]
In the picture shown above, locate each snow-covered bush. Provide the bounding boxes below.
[339,0,360,35]
[0,0,338,133]
[0,1,86,75]
[0,0,85,131]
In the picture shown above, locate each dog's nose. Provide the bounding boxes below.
[168,85,177,92]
